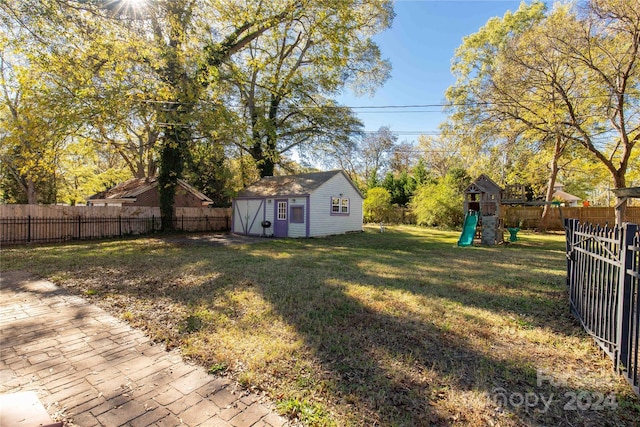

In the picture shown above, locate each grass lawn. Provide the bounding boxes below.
[2,225,639,426]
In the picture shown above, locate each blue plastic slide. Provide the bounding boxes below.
[457,211,479,247]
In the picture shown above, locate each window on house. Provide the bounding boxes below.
[290,206,304,223]
[331,197,349,214]
[332,197,340,213]
[277,201,287,220]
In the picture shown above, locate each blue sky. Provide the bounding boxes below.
[337,0,524,143]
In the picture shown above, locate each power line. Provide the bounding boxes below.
[137,92,637,110]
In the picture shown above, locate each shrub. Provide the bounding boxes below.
[410,176,464,228]
[363,187,392,223]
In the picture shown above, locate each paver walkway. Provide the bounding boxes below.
[0,271,292,427]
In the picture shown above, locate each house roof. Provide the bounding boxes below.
[88,177,213,205]
[237,170,363,199]
[553,189,581,202]
[464,174,504,194]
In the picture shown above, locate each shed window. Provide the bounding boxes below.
[290,206,304,223]
[331,197,349,214]
[277,202,287,220]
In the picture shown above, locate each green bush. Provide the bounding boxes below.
[363,187,392,223]
[410,175,465,228]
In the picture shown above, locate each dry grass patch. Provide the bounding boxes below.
[2,226,639,426]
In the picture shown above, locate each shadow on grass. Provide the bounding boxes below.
[222,231,609,425]
[6,228,637,426]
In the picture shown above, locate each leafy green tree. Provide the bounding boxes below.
[223,0,393,178]
[412,158,433,186]
[411,169,468,228]
[543,0,640,223]
[56,138,131,205]
[447,0,640,224]
[183,141,234,207]
[382,171,415,207]
[0,44,78,204]
[363,187,392,223]
[2,0,301,227]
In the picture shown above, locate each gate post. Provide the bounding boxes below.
[616,223,637,371]
[565,218,578,289]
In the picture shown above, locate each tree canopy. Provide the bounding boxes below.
[446,0,639,224]
[1,0,393,227]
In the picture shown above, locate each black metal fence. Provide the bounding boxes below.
[565,219,639,397]
[0,215,230,245]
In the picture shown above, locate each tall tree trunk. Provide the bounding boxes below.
[158,124,188,231]
[540,134,562,230]
[26,179,38,204]
[612,172,626,226]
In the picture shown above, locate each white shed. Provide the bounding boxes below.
[232,170,364,238]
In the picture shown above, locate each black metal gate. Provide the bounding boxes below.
[565,219,639,397]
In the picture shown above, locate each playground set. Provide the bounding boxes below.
[457,174,561,246]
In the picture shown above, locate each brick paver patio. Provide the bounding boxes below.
[0,271,292,427]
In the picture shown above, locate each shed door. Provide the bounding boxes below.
[274,200,288,237]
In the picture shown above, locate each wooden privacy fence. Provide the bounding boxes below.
[0,205,231,245]
[505,206,640,230]
[565,219,640,397]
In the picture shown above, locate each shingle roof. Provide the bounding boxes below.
[237,170,362,198]
[89,177,212,204]
[553,189,581,202]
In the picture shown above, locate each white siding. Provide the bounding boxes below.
[264,201,275,235]
[287,197,308,238]
[309,173,363,237]
[233,199,266,235]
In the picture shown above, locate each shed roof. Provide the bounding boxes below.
[88,177,212,205]
[237,170,363,198]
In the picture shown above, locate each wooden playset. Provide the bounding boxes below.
[458,174,539,246]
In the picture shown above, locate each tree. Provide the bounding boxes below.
[0,46,78,204]
[381,171,415,207]
[446,1,555,219]
[363,187,392,223]
[417,133,464,179]
[222,0,393,178]
[389,142,417,174]
[411,169,469,229]
[544,0,639,223]
[361,126,398,185]
[55,137,131,205]
[447,0,640,225]
[412,158,432,187]
[183,139,234,207]
[3,0,302,226]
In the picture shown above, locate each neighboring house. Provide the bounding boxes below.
[552,183,581,207]
[233,170,364,238]
[87,177,213,207]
